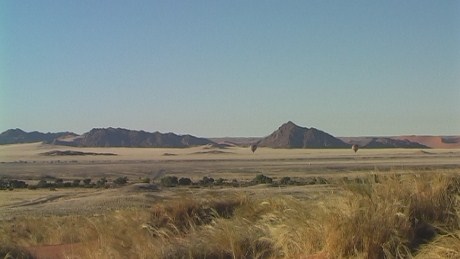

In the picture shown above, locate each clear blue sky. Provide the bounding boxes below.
[1,0,459,137]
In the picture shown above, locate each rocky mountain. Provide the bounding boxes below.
[258,121,350,148]
[0,129,77,145]
[54,127,214,148]
[0,128,214,147]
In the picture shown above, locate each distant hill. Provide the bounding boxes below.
[0,129,77,145]
[0,128,214,148]
[1,126,457,149]
[340,137,429,149]
[258,121,350,148]
[365,138,428,148]
[54,127,214,148]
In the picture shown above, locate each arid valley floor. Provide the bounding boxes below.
[1,143,460,258]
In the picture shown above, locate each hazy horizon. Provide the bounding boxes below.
[2,1,459,137]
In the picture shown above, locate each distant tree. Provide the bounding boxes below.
[215,178,225,185]
[55,178,64,187]
[279,177,291,185]
[178,177,192,185]
[63,182,72,188]
[83,178,91,186]
[114,176,128,185]
[37,179,49,188]
[96,177,108,187]
[315,177,328,184]
[9,180,28,189]
[72,179,81,187]
[200,176,214,186]
[253,174,273,184]
[160,176,178,187]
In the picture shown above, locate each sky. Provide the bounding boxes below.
[1,0,459,137]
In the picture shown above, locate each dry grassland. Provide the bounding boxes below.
[1,143,460,258]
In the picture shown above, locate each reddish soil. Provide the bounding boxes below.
[28,243,82,259]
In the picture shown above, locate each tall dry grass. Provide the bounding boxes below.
[1,171,459,258]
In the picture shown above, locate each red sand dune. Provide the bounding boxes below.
[394,136,460,149]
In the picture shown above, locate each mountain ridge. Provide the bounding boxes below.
[1,123,458,148]
[0,128,214,148]
[0,129,77,145]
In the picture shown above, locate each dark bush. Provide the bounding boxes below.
[96,177,108,187]
[215,178,225,185]
[83,178,91,186]
[279,177,291,185]
[72,179,81,187]
[55,178,64,185]
[200,176,214,186]
[8,180,28,189]
[253,174,273,184]
[161,176,178,187]
[316,177,328,184]
[37,179,49,188]
[178,177,192,185]
[114,176,128,185]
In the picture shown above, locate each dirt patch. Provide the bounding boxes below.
[28,243,83,259]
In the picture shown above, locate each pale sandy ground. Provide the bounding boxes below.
[0,143,459,219]
[0,142,459,179]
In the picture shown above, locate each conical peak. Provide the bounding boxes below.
[280,121,300,129]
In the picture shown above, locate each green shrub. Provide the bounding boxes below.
[72,179,81,187]
[279,177,291,185]
[200,176,214,186]
[114,176,128,185]
[215,178,225,185]
[55,178,64,187]
[83,178,91,186]
[178,177,192,185]
[36,179,49,188]
[160,176,178,187]
[96,177,108,187]
[253,174,273,184]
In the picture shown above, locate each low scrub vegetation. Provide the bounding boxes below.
[1,171,459,258]
[0,176,130,190]
[1,173,329,191]
[157,174,330,188]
